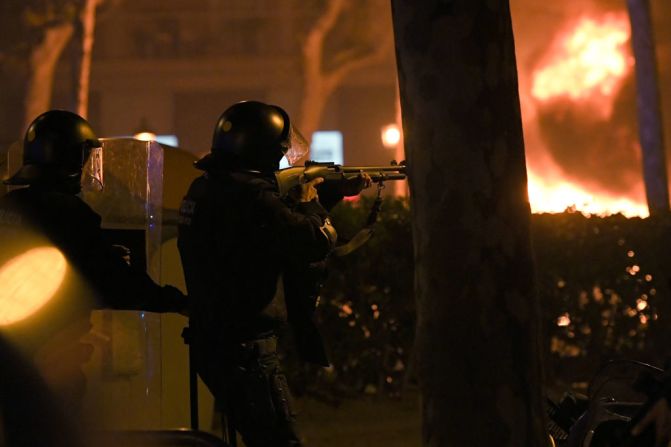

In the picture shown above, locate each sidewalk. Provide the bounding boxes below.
[296,393,421,447]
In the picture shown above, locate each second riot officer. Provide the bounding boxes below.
[0,110,188,415]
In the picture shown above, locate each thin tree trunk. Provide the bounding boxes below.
[75,0,99,119]
[391,1,546,446]
[24,23,75,131]
[627,0,669,216]
[298,79,331,145]
[299,0,392,145]
[299,0,347,142]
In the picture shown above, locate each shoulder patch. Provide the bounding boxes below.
[179,198,196,226]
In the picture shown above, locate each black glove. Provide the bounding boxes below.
[339,172,372,197]
[161,285,189,316]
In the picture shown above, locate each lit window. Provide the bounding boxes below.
[311,131,344,164]
[154,135,179,147]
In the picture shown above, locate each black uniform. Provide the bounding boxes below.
[0,186,186,352]
[178,169,334,447]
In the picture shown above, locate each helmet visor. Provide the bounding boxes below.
[81,145,104,192]
[282,126,309,166]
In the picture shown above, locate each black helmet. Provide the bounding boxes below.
[196,101,308,172]
[4,110,101,186]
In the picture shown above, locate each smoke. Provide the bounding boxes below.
[537,77,641,194]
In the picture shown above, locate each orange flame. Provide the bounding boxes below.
[526,13,646,217]
[527,172,648,217]
[531,14,632,108]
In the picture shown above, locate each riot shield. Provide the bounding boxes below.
[80,138,165,429]
[2,141,21,196]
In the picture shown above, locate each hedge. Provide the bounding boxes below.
[282,197,671,400]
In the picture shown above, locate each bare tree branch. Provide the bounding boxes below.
[75,0,102,118]
[24,21,75,130]
[302,0,348,81]
[299,0,393,144]
[325,31,393,92]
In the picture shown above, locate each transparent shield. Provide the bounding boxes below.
[284,125,310,165]
[80,138,165,429]
[81,146,104,192]
[5,141,21,192]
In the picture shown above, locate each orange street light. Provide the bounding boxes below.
[381,124,401,149]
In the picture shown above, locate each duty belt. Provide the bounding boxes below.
[239,335,277,357]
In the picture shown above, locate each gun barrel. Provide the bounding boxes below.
[340,172,406,182]
[341,165,406,173]
[369,173,406,181]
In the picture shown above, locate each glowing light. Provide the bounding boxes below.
[0,247,67,325]
[593,286,604,302]
[557,313,571,327]
[532,15,632,105]
[626,265,641,276]
[527,171,648,217]
[636,299,648,311]
[381,124,401,148]
[134,131,156,142]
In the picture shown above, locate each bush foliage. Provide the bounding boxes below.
[285,197,671,399]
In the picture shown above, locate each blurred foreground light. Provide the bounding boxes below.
[381,124,401,148]
[0,247,67,326]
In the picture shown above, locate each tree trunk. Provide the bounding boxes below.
[24,23,75,131]
[391,1,546,446]
[298,77,332,145]
[627,0,670,216]
[75,0,100,119]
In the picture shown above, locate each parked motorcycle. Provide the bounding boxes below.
[547,360,668,447]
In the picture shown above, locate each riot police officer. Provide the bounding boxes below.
[0,110,188,413]
[178,100,369,446]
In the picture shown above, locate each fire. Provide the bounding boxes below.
[525,13,647,216]
[532,14,632,107]
[527,172,648,217]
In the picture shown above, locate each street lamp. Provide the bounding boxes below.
[380,122,407,197]
[381,124,401,149]
[133,118,156,141]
